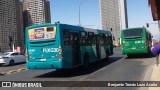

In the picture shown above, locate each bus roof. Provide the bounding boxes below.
[26,23,54,29]
[62,23,112,35]
[26,23,112,35]
[121,27,147,31]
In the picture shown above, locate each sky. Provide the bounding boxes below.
[50,0,159,40]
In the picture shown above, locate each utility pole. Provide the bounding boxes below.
[79,0,88,26]
[158,20,160,31]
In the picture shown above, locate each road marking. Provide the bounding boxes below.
[0,72,7,75]
[0,68,27,75]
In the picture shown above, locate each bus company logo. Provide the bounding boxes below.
[2,82,11,87]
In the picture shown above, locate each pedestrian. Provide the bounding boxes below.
[151,42,160,66]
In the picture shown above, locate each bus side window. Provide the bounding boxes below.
[105,35,109,45]
[63,30,70,45]
[88,32,95,45]
[99,34,105,45]
[80,31,88,45]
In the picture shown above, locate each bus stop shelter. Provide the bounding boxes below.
[148,0,160,29]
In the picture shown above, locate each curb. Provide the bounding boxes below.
[149,64,160,90]
[0,68,27,76]
[0,72,7,75]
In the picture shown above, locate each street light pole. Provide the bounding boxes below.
[79,0,88,26]
[158,20,160,31]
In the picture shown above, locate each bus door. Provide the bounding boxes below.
[70,32,81,66]
[96,35,101,59]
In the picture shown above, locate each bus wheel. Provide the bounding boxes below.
[146,51,151,58]
[106,50,109,60]
[127,54,132,58]
[84,54,89,68]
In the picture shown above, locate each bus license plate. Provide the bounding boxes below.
[40,58,46,61]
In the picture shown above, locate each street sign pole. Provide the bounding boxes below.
[13,44,14,52]
[158,20,160,31]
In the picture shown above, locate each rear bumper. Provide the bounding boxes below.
[26,61,63,70]
[122,48,148,54]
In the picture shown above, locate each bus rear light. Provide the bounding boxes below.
[53,55,63,60]
[58,47,62,55]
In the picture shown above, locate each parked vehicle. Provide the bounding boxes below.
[0,52,26,66]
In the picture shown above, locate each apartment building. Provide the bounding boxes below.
[100,0,128,42]
[23,0,51,28]
[0,0,24,52]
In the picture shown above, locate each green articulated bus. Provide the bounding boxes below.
[121,27,152,57]
[25,23,113,70]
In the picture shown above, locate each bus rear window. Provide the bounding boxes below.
[28,26,56,40]
[123,29,142,37]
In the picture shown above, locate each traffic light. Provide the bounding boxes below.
[111,28,113,31]
[9,36,12,42]
[146,23,149,28]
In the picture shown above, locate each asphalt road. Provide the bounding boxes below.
[0,63,26,73]
[0,47,155,90]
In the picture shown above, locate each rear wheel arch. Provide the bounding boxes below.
[106,49,109,59]
[83,52,89,68]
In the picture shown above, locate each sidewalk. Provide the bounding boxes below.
[149,63,160,90]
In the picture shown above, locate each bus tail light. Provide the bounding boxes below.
[58,47,62,55]
[58,46,63,60]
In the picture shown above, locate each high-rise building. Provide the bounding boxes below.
[23,0,51,28]
[0,0,24,52]
[100,0,128,42]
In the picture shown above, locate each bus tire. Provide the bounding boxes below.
[127,54,132,58]
[84,53,89,68]
[146,51,151,57]
[106,50,109,60]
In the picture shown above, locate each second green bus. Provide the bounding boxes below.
[121,27,152,57]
